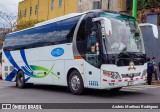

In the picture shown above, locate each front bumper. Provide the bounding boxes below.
[101,76,147,89]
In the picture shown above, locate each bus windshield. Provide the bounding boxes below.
[100,13,145,55]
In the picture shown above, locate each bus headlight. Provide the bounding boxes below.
[103,70,111,77]
[103,70,121,79]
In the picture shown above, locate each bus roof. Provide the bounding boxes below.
[35,13,83,27]
[6,13,84,37]
[6,10,134,37]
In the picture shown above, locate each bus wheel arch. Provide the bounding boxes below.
[67,68,84,95]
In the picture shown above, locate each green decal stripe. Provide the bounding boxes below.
[29,63,60,79]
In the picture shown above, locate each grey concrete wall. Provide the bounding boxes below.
[77,0,126,13]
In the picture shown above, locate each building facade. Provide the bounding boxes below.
[18,0,160,26]
[18,0,78,22]
[18,0,127,22]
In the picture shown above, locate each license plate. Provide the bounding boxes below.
[128,81,134,86]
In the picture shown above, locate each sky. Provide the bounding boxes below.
[0,0,23,28]
[0,0,22,13]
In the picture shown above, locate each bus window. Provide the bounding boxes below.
[80,13,101,67]
[86,30,99,67]
[77,20,86,57]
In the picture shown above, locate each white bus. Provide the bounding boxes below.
[2,10,158,95]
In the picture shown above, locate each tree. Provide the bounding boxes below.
[0,10,17,30]
[138,0,160,9]
[0,10,17,49]
[16,19,45,31]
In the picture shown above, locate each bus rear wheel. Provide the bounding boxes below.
[16,70,26,88]
[68,70,84,95]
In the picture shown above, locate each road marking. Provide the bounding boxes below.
[129,85,160,88]
[122,87,147,91]
[121,89,137,92]
[0,86,9,89]
[0,86,14,89]
[132,85,159,89]
[121,85,160,92]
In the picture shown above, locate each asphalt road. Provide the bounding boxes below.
[0,79,160,112]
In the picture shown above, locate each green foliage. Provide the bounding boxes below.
[138,0,160,9]
[16,19,44,31]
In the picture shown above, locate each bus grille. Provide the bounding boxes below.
[121,73,141,78]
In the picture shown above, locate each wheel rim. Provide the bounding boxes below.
[71,75,80,91]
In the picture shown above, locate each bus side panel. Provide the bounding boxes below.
[25,61,54,85]
[13,46,54,84]
[2,43,74,85]
[85,62,101,89]
[53,60,66,86]
[20,45,66,85]
[53,43,74,86]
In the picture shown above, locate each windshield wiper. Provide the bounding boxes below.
[118,52,130,58]
[118,47,128,56]
[119,51,144,59]
[121,46,127,52]
[130,52,144,58]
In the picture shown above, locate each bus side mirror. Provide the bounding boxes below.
[104,18,112,35]
[139,23,158,39]
[93,17,112,35]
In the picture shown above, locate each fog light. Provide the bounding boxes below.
[109,83,115,86]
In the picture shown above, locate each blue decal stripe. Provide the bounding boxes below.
[21,67,32,77]
[5,69,17,81]
[20,50,33,72]
[4,52,20,69]
[25,77,31,83]
[5,51,32,82]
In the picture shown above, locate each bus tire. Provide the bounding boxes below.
[16,70,26,88]
[68,70,84,95]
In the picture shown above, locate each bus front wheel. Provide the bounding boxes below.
[16,70,25,88]
[68,70,84,95]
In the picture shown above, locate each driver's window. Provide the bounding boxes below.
[86,29,100,67]
[84,13,101,67]
[86,30,98,53]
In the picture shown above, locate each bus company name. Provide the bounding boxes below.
[51,48,64,57]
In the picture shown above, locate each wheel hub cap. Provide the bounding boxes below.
[71,75,80,91]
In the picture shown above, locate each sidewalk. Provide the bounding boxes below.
[151,80,160,85]
[144,80,160,86]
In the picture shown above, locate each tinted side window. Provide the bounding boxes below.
[85,13,101,67]
[3,16,81,51]
[77,20,85,41]
[42,22,61,45]
[76,19,86,57]
[60,16,80,43]
[4,35,16,51]
[85,13,97,31]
